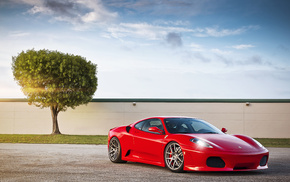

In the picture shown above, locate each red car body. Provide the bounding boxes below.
[108,116,269,172]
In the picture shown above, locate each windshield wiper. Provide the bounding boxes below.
[176,131,190,134]
[203,132,219,134]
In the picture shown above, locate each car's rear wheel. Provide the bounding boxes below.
[164,142,184,172]
[108,137,126,163]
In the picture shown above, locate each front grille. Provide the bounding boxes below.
[233,163,254,170]
[206,157,225,168]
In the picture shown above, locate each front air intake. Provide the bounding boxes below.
[206,157,225,168]
[260,155,268,166]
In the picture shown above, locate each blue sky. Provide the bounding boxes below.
[0,0,289,98]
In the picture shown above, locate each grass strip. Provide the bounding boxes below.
[0,134,108,145]
[255,138,290,148]
[0,135,289,148]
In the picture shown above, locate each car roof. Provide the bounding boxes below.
[151,116,195,119]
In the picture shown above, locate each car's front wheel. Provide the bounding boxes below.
[108,137,126,163]
[164,142,184,172]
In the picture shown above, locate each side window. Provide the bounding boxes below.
[134,120,146,130]
[142,119,164,134]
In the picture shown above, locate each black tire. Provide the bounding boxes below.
[164,142,184,172]
[108,137,126,163]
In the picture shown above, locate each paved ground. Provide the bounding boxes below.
[0,144,289,182]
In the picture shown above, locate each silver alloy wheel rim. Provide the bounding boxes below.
[109,138,119,161]
[165,143,184,170]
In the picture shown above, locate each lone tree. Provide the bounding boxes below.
[12,49,98,134]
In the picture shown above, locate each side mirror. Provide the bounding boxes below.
[221,128,228,133]
[148,127,164,134]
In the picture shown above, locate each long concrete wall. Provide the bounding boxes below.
[0,99,289,138]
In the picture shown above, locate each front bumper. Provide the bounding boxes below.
[182,146,269,171]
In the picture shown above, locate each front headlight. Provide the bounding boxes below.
[252,138,264,148]
[190,138,213,148]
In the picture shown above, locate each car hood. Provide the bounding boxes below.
[186,134,258,152]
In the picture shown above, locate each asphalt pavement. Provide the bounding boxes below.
[0,144,289,182]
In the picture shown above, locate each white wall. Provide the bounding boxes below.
[0,99,289,138]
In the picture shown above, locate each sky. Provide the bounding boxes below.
[0,0,290,99]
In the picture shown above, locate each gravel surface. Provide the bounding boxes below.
[0,144,289,182]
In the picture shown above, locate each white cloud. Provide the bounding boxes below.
[189,43,204,52]
[194,25,259,37]
[211,48,231,55]
[232,44,255,49]
[106,22,260,42]
[9,31,31,37]
[18,0,117,29]
[154,20,190,26]
[114,23,162,40]
[78,0,118,23]
[106,22,194,40]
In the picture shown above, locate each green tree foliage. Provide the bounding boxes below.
[12,49,98,134]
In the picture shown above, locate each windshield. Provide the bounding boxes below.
[164,118,223,134]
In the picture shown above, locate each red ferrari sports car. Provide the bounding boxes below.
[108,116,269,172]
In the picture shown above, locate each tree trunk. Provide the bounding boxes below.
[51,105,61,135]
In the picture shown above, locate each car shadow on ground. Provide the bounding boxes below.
[186,170,266,176]
[124,162,270,176]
